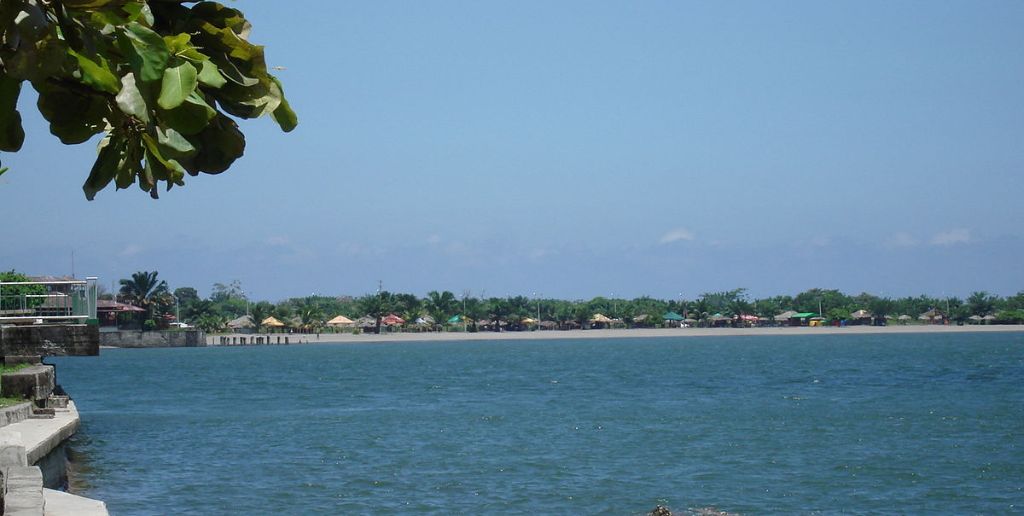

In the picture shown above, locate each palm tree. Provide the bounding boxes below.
[119,271,168,308]
[691,298,711,327]
[196,314,226,333]
[248,302,274,333]
[425,291,458,330]
[968,291,996,316]
[486,298,512,332]
[119,271,169,327]
[184,299,216,322]
[726,298,753,327]
[464,296,486,332]
[298,305,325,333]
[392,293,422,329]
[357,291,392,334]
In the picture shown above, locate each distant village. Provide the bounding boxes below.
[4,270,1022,335]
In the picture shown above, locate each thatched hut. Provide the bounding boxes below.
[849,309,873,325]
[326,315,355,328]
[227,315,255,333]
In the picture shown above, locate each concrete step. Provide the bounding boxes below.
[3,465,44,515]
[42,489,108,516]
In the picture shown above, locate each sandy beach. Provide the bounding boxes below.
[207,324,1024,346]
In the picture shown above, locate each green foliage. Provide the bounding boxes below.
[0,0,296,199]
[967,291,997,316]
[996,309,1024,324]
[424,290,457,329]
[827,307,851,322]
[356,291,393,334]
[295,302,325,332]
[0,397,28,408]
[392,293,422,325]
[210,280,245,303]
[0,270,46,311]
[247,301,273,333]
[0,363,30,374]
[173,286,199,305]
[195,313,226,333]
[143,319,156,331]
[119,270,168,310]
[793,288,846,315]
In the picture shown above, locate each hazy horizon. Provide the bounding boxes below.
[3,2,1022,300]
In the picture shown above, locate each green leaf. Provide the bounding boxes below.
[115,72,150,122]
[163,33,191,54]
[191,114,244,174]
[164,33,209,62]
[68,50,121,95]
[122,22,170,82]
[83,134,123,200]
[212,51,259,87]
[157,91,215,135]
[0,72,26,152]
[269,77,297,133]
[3,32,67,82]
[197,60,226,89]
[142,133,186,185]
[155,125,196,159]
[213,75,279,119]
[115,136,144,190]
[271,97,297,133]
[63,0,127,9]
[157,61,198,110]
[189,3,251,39]
[34,80,110,145]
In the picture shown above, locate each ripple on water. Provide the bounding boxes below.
[49,332,1024,514]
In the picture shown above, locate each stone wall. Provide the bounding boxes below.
[0,404,32,428]
[0,366,54,402]
[99,330,206,348]
[0,325,99,358]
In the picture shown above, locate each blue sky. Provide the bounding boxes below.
[3,1,1023,301]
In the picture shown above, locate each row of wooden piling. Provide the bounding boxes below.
[214,335,291,346]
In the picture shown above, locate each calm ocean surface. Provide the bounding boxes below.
[49,332,1023,515]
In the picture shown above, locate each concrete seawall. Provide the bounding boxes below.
[99,329,206,348]
[0,325,99,357]
[0,323,106,513]
[0,401,106,514]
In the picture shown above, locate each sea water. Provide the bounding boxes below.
[49,332,1024,514]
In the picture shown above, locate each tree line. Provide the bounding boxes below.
[102,272,1024,333]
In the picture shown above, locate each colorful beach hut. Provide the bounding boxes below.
[326,315,355,328]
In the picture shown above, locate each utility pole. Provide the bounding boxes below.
[462,290,468,332]
[534,292,541,329]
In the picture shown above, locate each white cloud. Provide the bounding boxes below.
[659,228,695,244]
[118,244,143,257]
[809,236,830,247]
[930,228,971,246]
[885,232,919,248]
[528,248,552,261]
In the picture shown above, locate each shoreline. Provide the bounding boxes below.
[206,324,1024,346]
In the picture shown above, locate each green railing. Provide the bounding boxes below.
[0,277,97,324]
